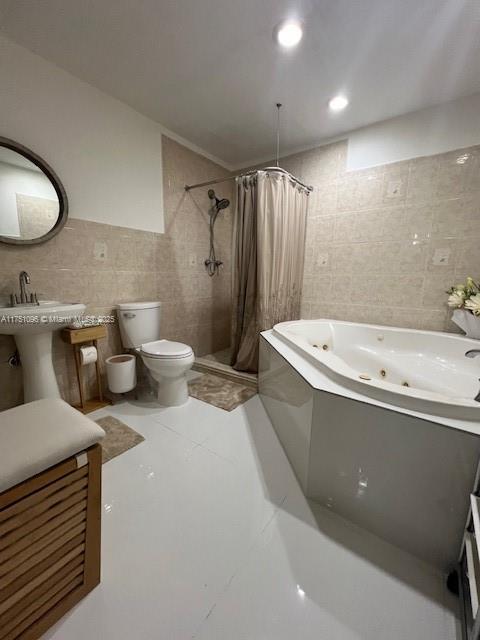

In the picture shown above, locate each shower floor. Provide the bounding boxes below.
[194,348,258,389]
[201,348,232,366]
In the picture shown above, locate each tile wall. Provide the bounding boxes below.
[0,136,232,409]
[276,140,480,331]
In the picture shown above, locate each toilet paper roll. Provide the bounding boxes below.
[79,345,98,366]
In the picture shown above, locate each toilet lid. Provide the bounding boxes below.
[140,339,193,359]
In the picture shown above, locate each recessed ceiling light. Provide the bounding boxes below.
[328,95,349,112]
[275,20,303,48]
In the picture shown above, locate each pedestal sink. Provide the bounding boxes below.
[0,301,86,402]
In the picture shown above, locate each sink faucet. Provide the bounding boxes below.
[19,271,30,304]
[465,351,480,402]
[10,271,38,307]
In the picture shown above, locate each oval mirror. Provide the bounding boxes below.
[0,137,68,245]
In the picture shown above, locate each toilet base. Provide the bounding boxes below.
[139,350,194,408]
[156,375,189,407]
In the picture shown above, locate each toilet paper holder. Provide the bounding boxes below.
[62,325,112,414]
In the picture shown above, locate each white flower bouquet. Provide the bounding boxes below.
[447,277,480,338]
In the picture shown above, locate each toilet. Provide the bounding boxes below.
[117,301,194,407]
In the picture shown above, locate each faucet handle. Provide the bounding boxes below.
[11,293,20,306]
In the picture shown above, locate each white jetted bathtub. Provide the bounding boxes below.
[259,320,480,571]
[273,318,480,420]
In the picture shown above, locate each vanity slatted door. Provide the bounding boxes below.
[0,444,101,640]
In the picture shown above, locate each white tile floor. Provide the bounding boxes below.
[46,395,460,640]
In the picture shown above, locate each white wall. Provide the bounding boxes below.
[0,35,165,233]
[346,93,480,170]
[0,161,57,237]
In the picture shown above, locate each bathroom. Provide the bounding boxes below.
[0,1,479,638]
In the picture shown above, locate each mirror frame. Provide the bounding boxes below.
[0,137,68,245]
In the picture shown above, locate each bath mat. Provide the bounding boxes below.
[95,415,145,463]
[188,372,257,411]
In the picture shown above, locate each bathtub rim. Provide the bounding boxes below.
[260,330,480,436]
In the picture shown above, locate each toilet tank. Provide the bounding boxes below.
[117,301,162,348]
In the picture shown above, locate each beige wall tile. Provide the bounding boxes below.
[299,142,479,333]
[466,150,480,192]
[310,182,338,217]
[456,238,480,275]
[300,300,312,318]
[382,163,409,204]
[399,204,434,241]
[302,274,332,301]
[308,243,333,273]
[337,169,384,211]
[436,149,475,199]
[312,216,335,243]
[431,195,480,239]
[425,239,459,272]
[0,362,24,410]
[406,156,440,203]
[422,273,455,309]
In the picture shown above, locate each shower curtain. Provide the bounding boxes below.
[231,170,309,372]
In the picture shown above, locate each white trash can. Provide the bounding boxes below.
[106,354,136,394]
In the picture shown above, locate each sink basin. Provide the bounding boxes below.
[0,301,85,334]
[0,301,86,402]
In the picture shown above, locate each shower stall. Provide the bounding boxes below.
[186,165,311,376]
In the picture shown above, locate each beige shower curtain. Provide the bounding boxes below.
[231,170,309,372]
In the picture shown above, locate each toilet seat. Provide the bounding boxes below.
[140,339,193,360]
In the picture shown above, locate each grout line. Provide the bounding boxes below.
[197,441,236,466]
[151,420,207,447]
[151,411,235,453]
[260,495,288,535]
[191,495,287,639]
[143,417,209,447]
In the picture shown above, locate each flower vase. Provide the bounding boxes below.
[452,309,480,340]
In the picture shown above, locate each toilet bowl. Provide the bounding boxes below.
[139,340,194,406]
[116,301,195,407]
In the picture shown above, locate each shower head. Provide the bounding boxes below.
[208,189,230,211]
[216,198,230,210]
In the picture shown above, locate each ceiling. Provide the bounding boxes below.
[1,0,479,168]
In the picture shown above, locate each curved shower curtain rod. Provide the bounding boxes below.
[184,167,313,194]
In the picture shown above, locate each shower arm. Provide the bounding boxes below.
[184,167,313,194]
